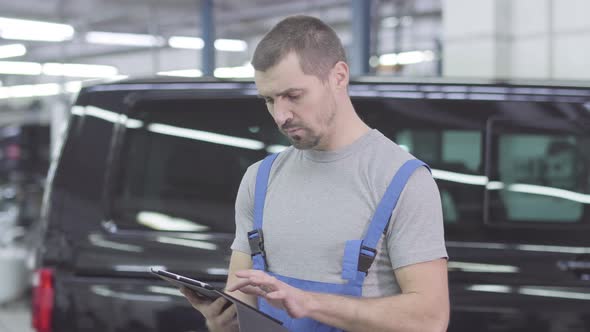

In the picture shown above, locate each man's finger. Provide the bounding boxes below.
[180,287,208,303]
[217,303,237,325]
[208,297,230,316]
[237,285,268,297]
[226,278,258,292]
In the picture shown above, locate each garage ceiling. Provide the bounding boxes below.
[0,0,441,86]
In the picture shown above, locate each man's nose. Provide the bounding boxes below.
[272,99,292,127]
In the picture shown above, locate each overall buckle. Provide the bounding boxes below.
[358,245,377,273]
[248,229,266,257]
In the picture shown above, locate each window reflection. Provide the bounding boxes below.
[493,134,589,223]
[112,98,285,233]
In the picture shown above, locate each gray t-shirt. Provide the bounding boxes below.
[231,129,448,297]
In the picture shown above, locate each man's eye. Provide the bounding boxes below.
[288,94,300,100]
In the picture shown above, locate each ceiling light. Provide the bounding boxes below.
[168,36,204,49]
[378,50,435,66]
[214,39,247,52]
[86,31,165,47]
[156,69,203,77]
[169,36,247,52]
[42,63,118,78]
[381,17,399,28]
[0,83,61,99]
[214,64,254,78]
[0,44,26,59]
[0,61,42,75]
[0,17,74,42]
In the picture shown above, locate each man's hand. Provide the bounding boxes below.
[180,286,239,332]
[226,269,312,319]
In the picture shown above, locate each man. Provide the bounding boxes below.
[181,15,449,332]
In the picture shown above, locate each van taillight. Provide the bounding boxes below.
[32,268,54,332]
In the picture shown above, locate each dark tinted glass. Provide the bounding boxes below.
[355,98,487,224]
[112,98,286,233]
[489,129,590,224]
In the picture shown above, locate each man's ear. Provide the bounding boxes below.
[330,61,349,91]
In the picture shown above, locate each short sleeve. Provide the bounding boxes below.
[230,162,260,254]
[385,166,448,270]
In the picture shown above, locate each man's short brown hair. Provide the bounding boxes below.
[252,15,347,81]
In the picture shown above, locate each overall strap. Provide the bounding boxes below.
[249,153,280,271]
[358,159,430,273]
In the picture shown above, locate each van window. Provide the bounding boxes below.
[395,129,483,223]
[111,98,284,233]
[355,98,487,225]
[490,133,590,224]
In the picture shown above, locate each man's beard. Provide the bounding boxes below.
[285,127,321,150]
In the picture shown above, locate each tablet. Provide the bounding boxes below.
[150,268,286,328]
[150,268,221,301]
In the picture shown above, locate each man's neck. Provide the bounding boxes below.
[313,101,371,151]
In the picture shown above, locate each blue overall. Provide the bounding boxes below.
[248,153,429,332]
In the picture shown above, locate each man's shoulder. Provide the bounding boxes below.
[243,146,297,180]
[365,130,417,166]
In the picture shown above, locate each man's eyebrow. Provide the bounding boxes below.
[258,88,305,99]
[276,88,304,96]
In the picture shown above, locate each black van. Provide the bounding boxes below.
[31,78,590,332]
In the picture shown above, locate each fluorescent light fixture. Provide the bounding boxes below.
[214,64,254,78]
[0,60,118,78]
[381,17,399,28]
[0,61,42,75]
[86,31,165,47]
[0,83,63,99]
[156,69,203,77]
[397,51,429,65]
[148,123,265,150]
[137,211,209,232]
[65,81,82,93]
[169,36,247,52]
[0,44,26,59]
[214,38,247,52]
[43,63,119,78]
[379,53,398,66]
[0,17,74,42]
[379,50,435,66]
[431,169,488,186]
[508,183,590,204]
[168,36,204,49]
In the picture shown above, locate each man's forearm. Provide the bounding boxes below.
[303,291,449,332]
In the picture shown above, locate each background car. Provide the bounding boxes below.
[32,78,590,332]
